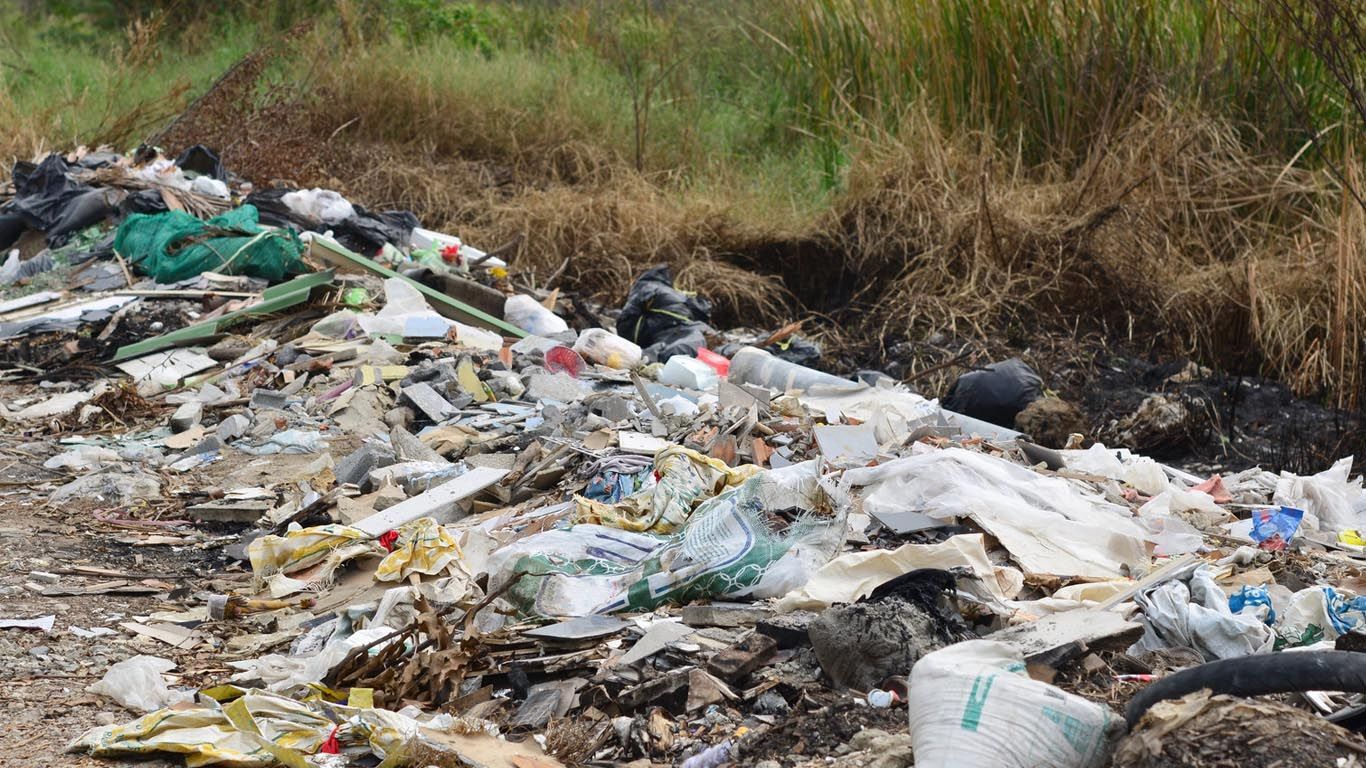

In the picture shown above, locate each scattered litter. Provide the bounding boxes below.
[87,655,195,713]
[0,141,1358,768]
[0,615,55,632]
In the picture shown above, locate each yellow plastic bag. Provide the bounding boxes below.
[375,517,465,582]
[69,691,331,767]
[248,524,380,580]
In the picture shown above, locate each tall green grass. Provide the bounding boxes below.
[0,13,261,153]
[778,0,1349,166]
[0,1,1353,193]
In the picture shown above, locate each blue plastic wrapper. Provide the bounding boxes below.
[1250,506,1304,550]
[1228,585,1276,624]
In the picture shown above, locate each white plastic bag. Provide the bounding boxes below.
[1062,444,1168,496]
[503,294,568,336]
[358,277,456,338]
[281,188,356,225]
[908,640,1122,768]
[189,176,229,199]
[1123,457,1168,496]
[87,655,194,713]
[1274,456,1366,532]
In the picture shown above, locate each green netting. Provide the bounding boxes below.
[113,204,306,284]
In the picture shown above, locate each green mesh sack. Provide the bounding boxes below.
[113,204,306,284]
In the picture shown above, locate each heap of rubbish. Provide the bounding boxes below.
[4,145,1366,767]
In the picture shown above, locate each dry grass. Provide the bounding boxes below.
[157,57,1366,406]
[813,101,1363,405]
[7,16,1359,409]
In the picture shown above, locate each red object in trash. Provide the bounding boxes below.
[696,348,730,377]
[320,725,341,754]
[378,530,400,552]
[545,346,587,378]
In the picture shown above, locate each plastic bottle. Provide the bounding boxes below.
[504,294,569,335]
[573,328,643,370]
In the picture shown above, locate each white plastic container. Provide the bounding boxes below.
[658,355,720,391]
[504,294,569,336]
[573,328,643,370]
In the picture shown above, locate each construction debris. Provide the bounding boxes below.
[2,143,1364,766]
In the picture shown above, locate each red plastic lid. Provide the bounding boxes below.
[545,346,587,378]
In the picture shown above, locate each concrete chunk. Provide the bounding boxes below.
[682,602,773,629]
[335,443,396,487]
[170,401,203,433]
[526,372,586,403]
[705,633,778,681]
[216,414,251,442]
[401,382,457,422]
[757,611,817,649]
[390,425,445,463]
[185,500,271,523]
[250,388,289,411]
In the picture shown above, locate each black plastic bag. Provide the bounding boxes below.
[942,358,1043,427]
[244,188,299,228]
[46,189,121,245]
[617,265,713,362]
[121,188,171,216]
[333,206,420,256]
[0,154,97,248]
[174,145,225,180]
[0,213,26,250]
[649,322,711,361]
[769,336,821,367]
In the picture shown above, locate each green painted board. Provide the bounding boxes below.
[112,270,336,362]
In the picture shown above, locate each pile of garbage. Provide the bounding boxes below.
[4,145,1366,766]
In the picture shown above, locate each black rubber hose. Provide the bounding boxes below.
[1125,651,1366,729]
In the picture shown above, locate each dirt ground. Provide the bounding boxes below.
[0,442,339,766]
[879,330,1366,475]
[0,459,185,766]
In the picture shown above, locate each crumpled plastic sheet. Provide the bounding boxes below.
[572,446,761,534]
[581,453,655,504]
[775,533,1023,612]
[844,447,1151,581]
[1062,443,1169,496]
[375,517,465,582]
[1274,456,1366,533]
[237,429,329,456]
[248,524,382,584]
[1230,582,1366,646]
[229,625,400,695]
[1129,565,1275,660]
[1135,488,1227,555]
[487,461,845,619]
[87,655,194,713]
[68,689,426,766]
